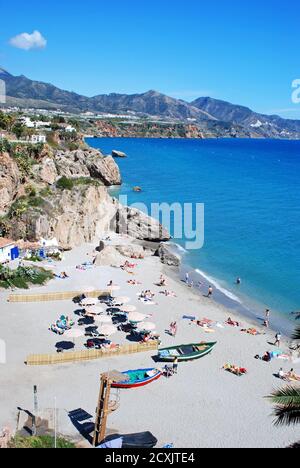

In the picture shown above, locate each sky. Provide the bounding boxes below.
[1,0,300,118]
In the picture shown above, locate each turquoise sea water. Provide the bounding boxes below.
[87,138,300,334]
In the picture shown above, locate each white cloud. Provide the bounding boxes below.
[9,30,47,51]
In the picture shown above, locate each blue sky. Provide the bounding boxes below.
[1,0,300,118]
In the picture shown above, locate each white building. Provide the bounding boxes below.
[0,238,18,264]
[65,125,77,133]
[31,134,47,144]
[22,117,51,129]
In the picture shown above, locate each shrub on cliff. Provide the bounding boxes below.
[56,176,74,190]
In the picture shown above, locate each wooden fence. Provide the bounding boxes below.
[26,341,159,366]
[8,289,110,303]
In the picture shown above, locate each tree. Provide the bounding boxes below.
[12,123,27,140]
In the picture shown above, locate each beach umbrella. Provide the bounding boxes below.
[55,341,75,351]
[137,322,156,332]
[120,305,137,313]
[80,297,98,307]
[64,329,85,340]
[94,315,113,324]
[99,325,117,337]
[128,312,147,324]
[114,296,131,305]
[85,306,104,316]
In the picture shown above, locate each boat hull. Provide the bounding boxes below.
[158,342,217,362]
[111,368,162,389]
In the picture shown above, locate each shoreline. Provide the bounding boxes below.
[0,236,299,448]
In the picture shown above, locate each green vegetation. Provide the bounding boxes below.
[0,265,53,290]
[9,435,75,449]
[56,176,102,190]
[56,176,74,190]
[8,195,45,218]
[0,139,45,178]
[267,326,300,448]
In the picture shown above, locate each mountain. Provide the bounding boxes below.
[192,97,300,137]
[90,90,216,121]
[1,68,300,138]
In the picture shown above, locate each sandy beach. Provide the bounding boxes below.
[0,233,299,448]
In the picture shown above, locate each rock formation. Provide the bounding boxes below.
[112,150,127,158]
[156,243,181,267]
[0,152,21,216]
[0,144,170,249]
[53,149,122,186]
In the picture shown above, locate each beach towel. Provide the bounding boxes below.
[183,316,196,321]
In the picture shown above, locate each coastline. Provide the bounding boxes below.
[88,137,300,340]
[160,243,295,341]
[1,236,299,448]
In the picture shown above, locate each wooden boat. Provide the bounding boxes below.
[158,342,217,362]
[111,368,162,389]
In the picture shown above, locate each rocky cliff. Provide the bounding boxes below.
[0,142,170,249]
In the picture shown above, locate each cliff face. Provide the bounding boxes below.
[0,143,170,249]
[0,152,22,216]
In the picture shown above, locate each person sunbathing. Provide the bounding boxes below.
[226,317,240,327]
[285,369,300,381]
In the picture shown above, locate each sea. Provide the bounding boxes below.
[87,137,300,337]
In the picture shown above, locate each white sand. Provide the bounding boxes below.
[0,236,299,448]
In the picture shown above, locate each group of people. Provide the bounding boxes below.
[278,368,300,382]
[139,290,155,301]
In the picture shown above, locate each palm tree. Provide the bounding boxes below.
[268,386,300,427]
[293,326,300,341]
[267,326,300,445]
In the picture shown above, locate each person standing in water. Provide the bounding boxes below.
[185,272,190,285]
[264,309,271,328]
[274,332,282,348]
[236,278,241,285]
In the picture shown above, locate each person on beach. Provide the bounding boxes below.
[173,357,178,374]
[159,275,167,286]
[278,368,285,379]
[274,332,282,347]
[185,272,190,285]
[207,286,213,298]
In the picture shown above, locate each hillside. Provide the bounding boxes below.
[1,68,300,138]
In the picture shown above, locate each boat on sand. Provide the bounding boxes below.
[111,368,162,389]
[158,342,217,362]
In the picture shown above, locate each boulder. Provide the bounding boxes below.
[156,243,181,267]
[112,205,170,242]
[115,244,146,258]
[94,245,124,267]
[54,149,122,186]
[39,158,58,185]
[112,150,127,158]
[88,155,121,186]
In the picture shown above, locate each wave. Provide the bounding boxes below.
[166,242,188,255]
[194,269,242,304]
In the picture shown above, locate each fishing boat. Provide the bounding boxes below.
[158,342,217,362]
[111,368,162,389]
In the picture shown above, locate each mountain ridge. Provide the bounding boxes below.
[1,68,300,138]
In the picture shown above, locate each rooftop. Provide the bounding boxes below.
[0,238,15,248]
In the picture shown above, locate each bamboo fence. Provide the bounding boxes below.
[26,341,159,366]
[8,289,110,303]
